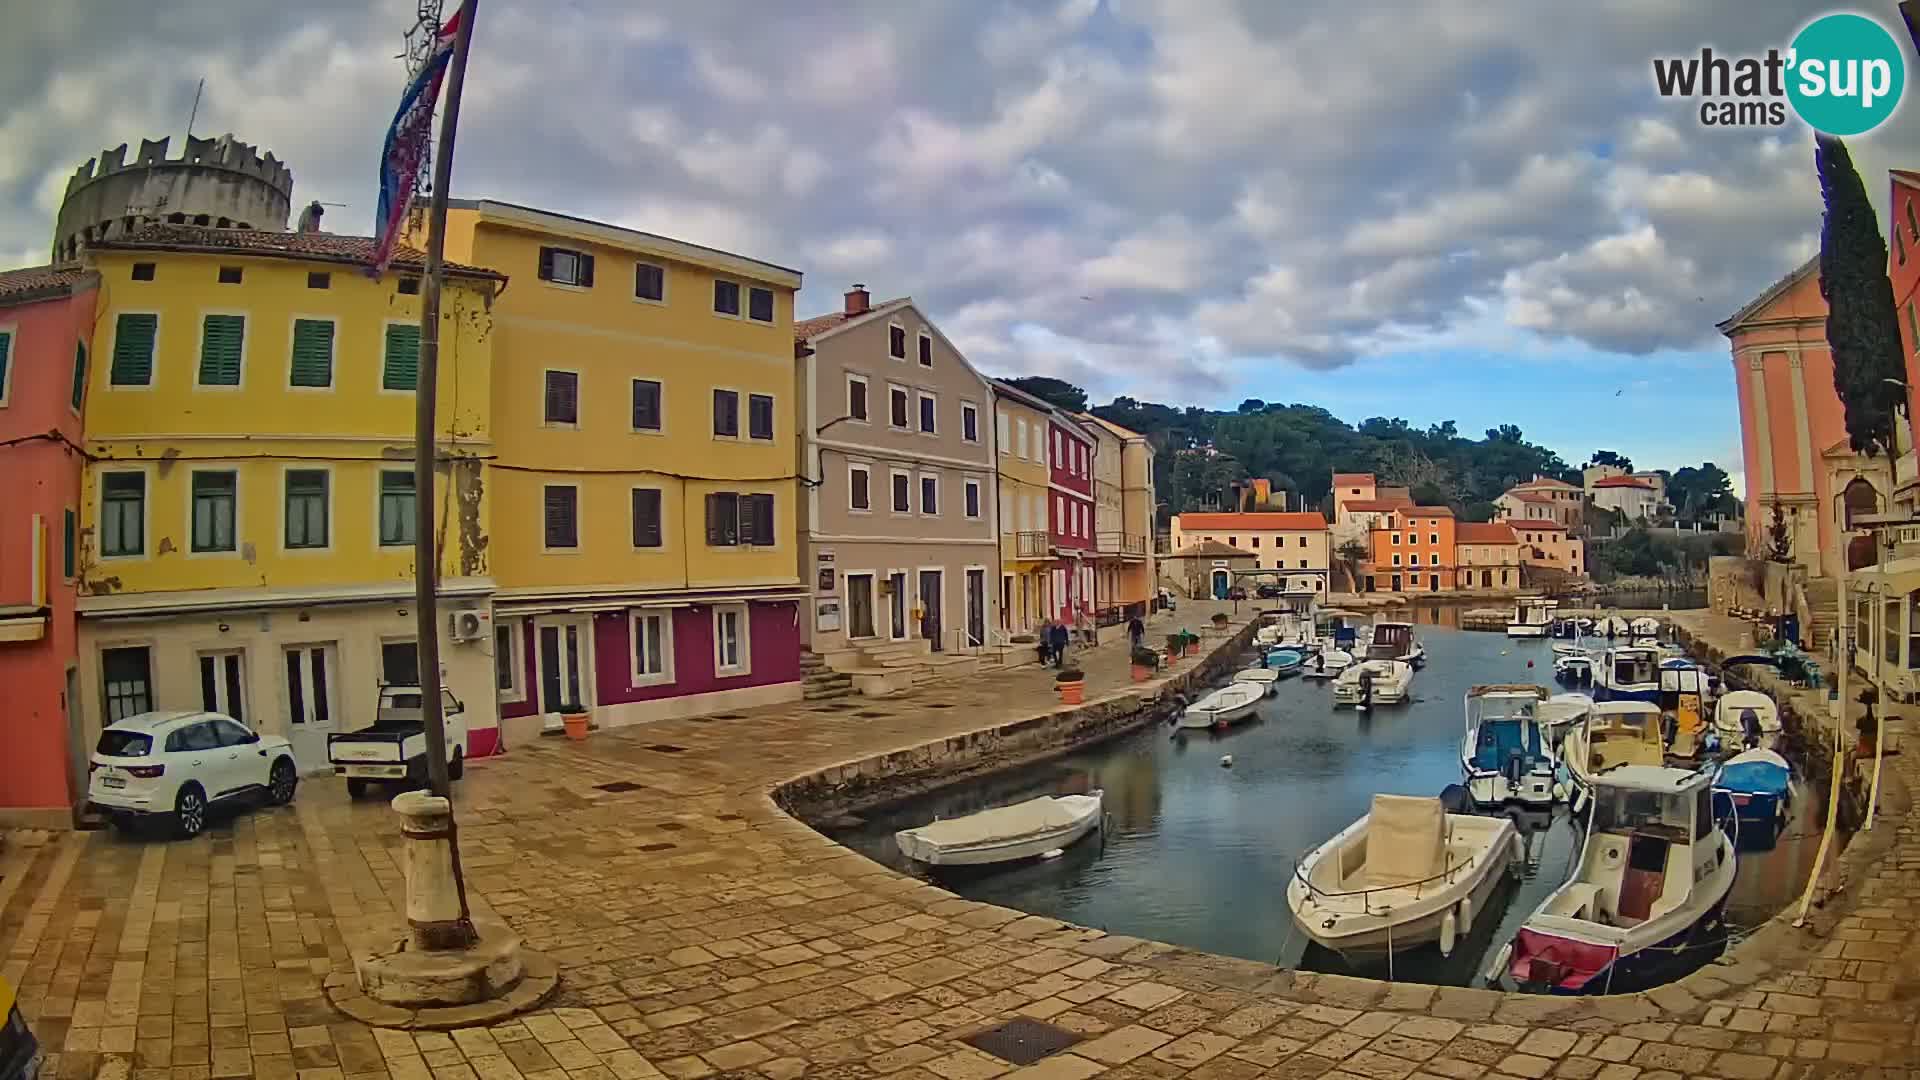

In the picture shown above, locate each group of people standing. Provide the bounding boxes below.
[1034,611,1149,667]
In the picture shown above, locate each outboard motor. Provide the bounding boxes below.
[1359,668,1374,708]
[1504,748,1526,787]
[1741,707,1760,748]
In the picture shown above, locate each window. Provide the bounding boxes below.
[889,324,907,359]
[889,385,909,428]
[962,402,980,443]
[101,472,145,557]
[379,471,415,546]
[997,410,1010,453]
[918,332,933,367]
[1299,536,1308,547]
[631,488,663,548]
[705,492,774,546]
[713,388,740,436]
[383,324,421,390]
[308,271,331,290]
[847,374,869,422]
[70,341,87,410]
[538,246,594,287]
[1430,533,1439,545]
[1409,553,1420,566]
[714,605,748,674]
[635,262,665,302]
[748,393,774,440]
[102,646,153,722]
[382,641,420,685]
[544,486,579,549]
[0,330,12,405]
[284,469,329,549]
[965,478,981,519]
[544,370,580,425]
[191,471,237,553]
[495,624,521,698]
[849,465,871,511]
[1391,533,1400,545]
[290,319,334,387]
[918,392,937,434]
[1908,594,1920,670]
[632,610,673,682]
[1052,429,1062,464]
[632,379,662,431]
[920,474,939,515]
[197,314,245,386]
[713,279,741,316]
[1299,560,1309,569]
[218,266,243,284]
[109,314,157,386]
[891,471,911,513]
[1884,598,1900,666]
[62,509,74,578]
[747,287,774,323]
[1909,200,1919,243]
[1392,553,1401,566]
[398,277,421,295]
[131,262,155,281]
[1251,537,1261,549]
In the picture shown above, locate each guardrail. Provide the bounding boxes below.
[1015,531,1051,558]
[1096,531,1147,555]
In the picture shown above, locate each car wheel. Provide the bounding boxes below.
[346,778,370,800]
[447,749,465,781]
[174,785,207,839]
[267,758,298,806]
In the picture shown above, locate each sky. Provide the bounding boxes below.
[3,1,1918,488]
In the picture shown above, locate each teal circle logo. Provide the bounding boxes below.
[1786,13,1906,136]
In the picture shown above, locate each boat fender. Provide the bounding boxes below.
[1509,832,1525,868]
[1439,910,1457,957]
[1220,754,1234,768]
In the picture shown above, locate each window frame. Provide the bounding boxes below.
[100,643,156,724]
[379,319,423,394]
[629,608,676,685]
[494,621,525,703]
[712,387,741,439]
[539,245,594,288]
[712,278,743,319]
[747,392,775,441]
[890,469,912,514]
[887,383,910,430]
[97,466,150,560]
[848,462,873,513]
[631,486,665,550]
[70,340,87,414]
[542,483,581,553]
[916,390,938,436]
[194,310,249,390]
[996,410,1010,455]
[542,368,582,428]
[917,330,933,367]
[920,472,940,517]
[187,468,240,557]
[845,372,870,424]
[964,477,982,520]
[631,377,664,434]
[961,401,980,444]
[377,468,417,548]
[746,285,775,325]
[286,315,337,391]
[888,321,907,360]
[633,260,667,305]
[712,602,751,676]
[107,311,161,389]
[281,466,332,553]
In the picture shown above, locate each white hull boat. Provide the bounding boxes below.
[1713,690,1782,752]
[1366,622,1426,668]
[1562,701,1665,811]
[895,791,1104,867]
[1550,642,1587,657]
[1234,667,1281,696]
[1290,794,1522,958]
[1553,654,1593,686]
[1333,659,1414,706]
[1507,598,1557,638]
[1462,685,1561,808]
[1180,682,1266,728]
[1538,693,1594,752]
[1301,648,1353,679]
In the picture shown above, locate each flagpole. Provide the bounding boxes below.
[411,0,478,947]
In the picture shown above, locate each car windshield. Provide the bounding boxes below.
[96,730,153,757]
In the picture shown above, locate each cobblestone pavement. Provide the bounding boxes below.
[5,603,1919,1080]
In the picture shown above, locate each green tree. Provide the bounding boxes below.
[1667,463,1735,520]
[1587,449,1633,471]
[1817,134,1907,457]
[1002,376,1087,413]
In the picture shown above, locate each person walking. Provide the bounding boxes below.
[1049,619,1071,668]
[1127,614,1145,651]
[1035,619,1056,667]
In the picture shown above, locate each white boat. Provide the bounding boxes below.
[1234,667,1281,696]
[1366,622,1426,668]
[1332,659,1414,706]
[1630,616,1663,640]
[1713,689,1782,752]
[1462,685,1560,808]
[1289,794,1522,958]
[1301,647,1353,680]
[1562,701,1666,809]
[1550,641,1587,657]
[1506,598,1557,638]
[895,790,1105,867]
[1538,693,1594,751]
[1179,682,1266,728]
[1500,766,1734,993]
[1592,615,1631,638]
[1553,654,1593,686]
[1593,646,1661,703]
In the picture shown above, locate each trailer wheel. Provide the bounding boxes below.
[448,749,465,781]
[346,778,371,800]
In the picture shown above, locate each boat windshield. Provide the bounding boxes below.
[1591,787,1697,837]
[1612,652,1656,684]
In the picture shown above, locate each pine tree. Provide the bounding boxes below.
[1816,134,1908,457]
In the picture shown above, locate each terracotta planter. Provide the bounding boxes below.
[1184,642,1200,657]
[1130,664,1151,682]
[562,711,591,741]
[1057,680,1085,705]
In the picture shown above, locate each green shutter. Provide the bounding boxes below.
[70,342,86,409]
[197,314,245,385]
[0,332,10,400]
[62,509,75,578]
[110,314,157,386]
[383,324,421,391]
[289,319,334,387]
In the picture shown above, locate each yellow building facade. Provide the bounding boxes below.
[992,381,1056,633]
[74,226,504,767]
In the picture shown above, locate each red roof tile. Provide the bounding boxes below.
[0,264,90,304]
[1456,522,1519,544]
[794,297,908,343]
[90,225,504,281]
[1406,505,1455,517]
[1331,472,1374,486]
[1593,475,1654,489]
[1505,491,1555,503]
[1511,477,1577,491]
[1340,499,1405,513]
[1175,512,1327,531]
[1503,518,1568,531]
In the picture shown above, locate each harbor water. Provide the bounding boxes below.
[827,624,1819,989]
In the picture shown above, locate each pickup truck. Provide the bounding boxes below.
[329,686,468,798]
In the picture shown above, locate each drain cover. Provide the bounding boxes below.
[962,1018,1080,1065]
[657,822,685,831]
[593,781,645,793]
[855,711,888,718]
[638,842,676,852]
[646,744,686,754]
[927,703,953,709]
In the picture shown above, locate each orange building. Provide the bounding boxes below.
[1366,506,1455,592]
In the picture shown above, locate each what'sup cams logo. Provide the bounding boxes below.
[1653,12,1908,135]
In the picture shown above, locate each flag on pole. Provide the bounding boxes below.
[372,6,465,275]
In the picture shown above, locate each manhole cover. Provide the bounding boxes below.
[594,781,645,793]
[638,842,676,852]
[962,1018,1080,1065]
[711,713,747,720]
[927,703,953,709]
[855,711,889,718]
[646,744,686,754]
[657,822,685,831]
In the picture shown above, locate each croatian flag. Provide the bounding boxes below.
[372,5,464,275]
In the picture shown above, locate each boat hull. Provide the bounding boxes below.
[1179,701,1261,728]
[1592,684,1660,704]
[1513,897,1730,995]
[1506,624,1548,638]
[895,794,1104,867]
[1292,823,1519,958]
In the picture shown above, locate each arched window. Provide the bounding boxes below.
[1844,477,1880,529]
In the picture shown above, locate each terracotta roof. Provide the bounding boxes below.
[793,296,909,343]
[89,225,505,281]
[1456,522,1519,544]
[1511,476,1576,491]
[1170,540,1254,558]
[1504,491,1554,503]
[1717,254,1817,333]
[1503,518,1568,531]
[1175,512,1327,531]
[0,264,91,305]
[1331,472,1374,486]
[1593,475,1655,489]
[1340,499,1405,513]
[1404,505,1455,517]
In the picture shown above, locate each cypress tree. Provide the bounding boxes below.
[1816,134,1907,457]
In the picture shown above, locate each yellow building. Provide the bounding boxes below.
[992,380,1056,633]
[430,201,806,740]
[75,224,504,768]
[1083,415,1155,614]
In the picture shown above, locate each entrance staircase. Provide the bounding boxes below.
[816,637,986,697]
[1805,577,1838,657]
[800,650,855,701]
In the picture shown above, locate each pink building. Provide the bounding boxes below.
[0,266,96,825]
[1895,171,1920,471]
[1048,414,1096,620]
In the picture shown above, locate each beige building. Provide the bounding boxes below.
[1454,522,1522,589]
[1159,540,1257,600]
[1170,512,1329,593]
[1591,475,1663,521]
[1081,415,1155,614]
[1496,476,1582,528]
[1507,519,1586,576]
[797,288,997,656]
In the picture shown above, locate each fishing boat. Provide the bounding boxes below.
[1593,646,1661,703]
[1367,622,1427,668]
[1659,663,1711,759]
[1264,646,1307,678]
[1550,641,1588,657]
[1301,647,1353,680]
[1332,659,1414,707]
[1553,654,1593,686]
[1562,701,1665,811]
[1289,794,1522,959]
[1538,693,1594,751]
[895,790,1105,867]
[1501,765,1734,994]
[1234,667,1281,697]
[1179,682,1266,729]
[1506,598,1557,638]
[1712,690,1782,752]
[1462,685,1560,808]
[1630,616,1663,640]
[1714,748,1792,847]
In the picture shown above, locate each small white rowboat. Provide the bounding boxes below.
[895,790,1104,867]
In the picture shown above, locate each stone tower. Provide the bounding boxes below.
[53,133,295,262]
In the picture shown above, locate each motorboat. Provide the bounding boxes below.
[1234,667,1281,697]
[1301,647,1353,680]
[1592,615,1630,639]
[1630,616,1663,640]
[1593,646,1661,703]
[1538,693,1594,751]
[1712,690,1782,752]
[1507,598,1557,638]
[1462,685,1560,808]
[1290,794,1522,959]
[1366,622,1427,668]
[1264,646,1307,678]
[1333,659,1414,707]
[1263,592,1321,648]
[1550,641,1588,657]
[1714,748,1792,847]
[1179,682,1266,729]
[1552,617,1595,639]
[1553,654,1593,686]
[1658,664,1711,759]
[895,790,1105,867]
[1562,701,1665,812]
[1501,765,1734,993]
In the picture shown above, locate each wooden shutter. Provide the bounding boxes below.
[577,253,595,287]
[752,494,774,546]
[543,486,576,547]
[705,493,723,545]
[632,489,662,548]
[538,247,555,281]
[545,371,578,423]
[110,314,157,385]
[71,342,87,409]
[197,315,245,385]
[289,320,334,387]
[383,324,421,390]
[736,494,756,546]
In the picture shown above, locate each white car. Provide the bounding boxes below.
[88,711,299,837]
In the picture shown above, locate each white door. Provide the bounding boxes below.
[198,651,248,723]
[535,618,593,719]
[282,644,337,773]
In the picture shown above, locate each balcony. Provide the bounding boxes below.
[1096,531,1148,559]
[1014,531,1052,559]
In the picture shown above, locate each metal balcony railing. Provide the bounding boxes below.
[1015,531,1052,558]
[1096,531,1147,556]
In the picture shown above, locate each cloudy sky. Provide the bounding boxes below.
[4,1,1917,481]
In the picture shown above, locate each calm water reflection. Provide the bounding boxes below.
[828,623,1812,988]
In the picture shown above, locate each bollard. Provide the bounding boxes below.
[392,790,471,951]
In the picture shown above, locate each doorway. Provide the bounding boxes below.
[889,572,909,639]
[1211,569,1230,598]
[846,573,876,639]
[919,570,944,651]
[966,568,986,647]
[535,617,593,715]
[198,650,248,722]
[283,644,337,772]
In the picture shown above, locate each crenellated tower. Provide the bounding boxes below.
[52,133,295,262]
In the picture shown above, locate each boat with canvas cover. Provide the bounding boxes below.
[1594,646,1661,703]
[1179,682,1266,728]
[1332,659,1414,707]
[1554,653,1592,686]
[1462,685,1561,808]
[1289,794,1522,959]
[1712,690,1781,752]
[1713,748,1791,847]
[1538,693,1594,751]
[895,790,1105,867]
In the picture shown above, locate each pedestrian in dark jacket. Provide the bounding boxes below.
[1049,621,1071,667]
[1127,615,1145,650]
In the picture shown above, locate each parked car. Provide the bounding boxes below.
[1256,583,1284,599]
[87,711,298,838]
[1228,586,1249,600]
[329,686,468,799]
[0,972,36,1080]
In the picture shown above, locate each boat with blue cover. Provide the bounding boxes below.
[1713,747,1791,848]
[1462,685,1560,808]
[1594,646,1661,703]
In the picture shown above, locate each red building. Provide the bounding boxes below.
[1047,414,1097,620]
[1896,171,1920,456]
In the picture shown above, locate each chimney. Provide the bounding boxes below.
[845,283,870,316]
[296,200,324,233]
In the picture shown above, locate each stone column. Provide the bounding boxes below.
[392,791,470,950]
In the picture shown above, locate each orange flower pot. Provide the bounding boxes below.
[1184,643,1200,657]
[562,712,591,740]
[1057,680,1085,705]
[1130,664,1151,682]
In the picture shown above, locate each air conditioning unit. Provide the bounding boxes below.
[448,608,489,643]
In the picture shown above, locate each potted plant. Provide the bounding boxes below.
[1130,646,1159,682]
[1055,667,1086,705]
[560,701,591,741]
[1184,630,1201,657]
[1166,632,1185,661]
[1211,612,1230,634]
